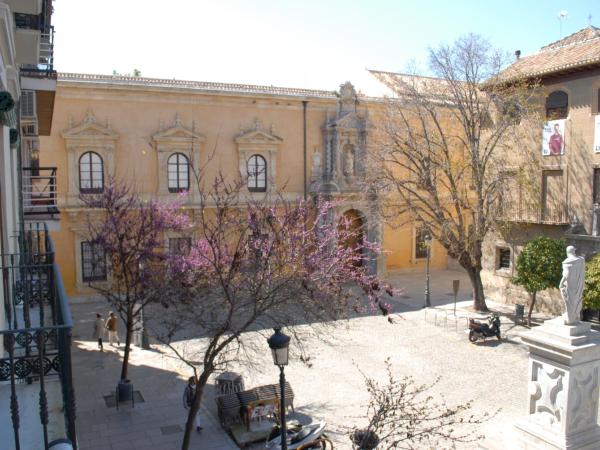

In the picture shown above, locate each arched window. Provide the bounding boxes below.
[545,90,568,119]
[79,151,104,193]
[247,154,267,192]
[167,153,189,193]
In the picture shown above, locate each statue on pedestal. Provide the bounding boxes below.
[343,145,355,177]
[559,246,585,325]
[311,149,322,179]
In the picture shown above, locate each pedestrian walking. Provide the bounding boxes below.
[105,311,120,347]
[183,376,203,432]
[93,313,105,351]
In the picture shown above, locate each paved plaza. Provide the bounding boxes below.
[70,269,549,450]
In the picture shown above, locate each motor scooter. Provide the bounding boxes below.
[467,313,501,343]
[265,421,327,450]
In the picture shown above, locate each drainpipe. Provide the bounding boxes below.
[302,100,307,200]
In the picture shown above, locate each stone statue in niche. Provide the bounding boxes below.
[311,148,322,178]
[559,246,585,325]
[343,144,355,177]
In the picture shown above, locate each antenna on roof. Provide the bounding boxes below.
[558,10,568,38]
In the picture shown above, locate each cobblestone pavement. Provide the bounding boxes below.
[70,269,543,450]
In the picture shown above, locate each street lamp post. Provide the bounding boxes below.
[424,232,432,308]
[267,327,291,450]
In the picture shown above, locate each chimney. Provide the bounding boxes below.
[515,50,521,60]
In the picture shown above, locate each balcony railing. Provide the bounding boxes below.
[498,202,570,225]
[14,0,54,34]
[22,167,59,219]
[0,224,76,449]
[20,27,55,77]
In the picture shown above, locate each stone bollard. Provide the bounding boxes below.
[514,318,600,449]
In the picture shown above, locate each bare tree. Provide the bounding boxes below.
[368,34,541,311]
[152,174,392,450]
[352,358,491,449]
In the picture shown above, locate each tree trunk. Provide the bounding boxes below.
[466,267,488,312]
[120,318,133,381]
[181,370,211,450]
[527,291,537,327]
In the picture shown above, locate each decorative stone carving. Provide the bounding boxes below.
[61,110,119,204]
[559,246,585,325]
[151,113,205,197]
[235,122,282,192]
[529,362,565,429]
[509,317,600,450]
[339,81,357,114]
[321,81,367,192]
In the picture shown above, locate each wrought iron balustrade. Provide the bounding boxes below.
[497,202,569,225]
[1,224,76,450]
[22,167,59,219]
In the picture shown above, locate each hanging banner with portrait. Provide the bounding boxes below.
[594,115,600,153]
[542,119,566,156]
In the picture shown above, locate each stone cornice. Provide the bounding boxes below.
[57,72,385,104]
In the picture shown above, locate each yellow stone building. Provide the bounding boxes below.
[41,73,449,295]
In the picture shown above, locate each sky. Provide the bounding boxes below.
[52,0,599,96]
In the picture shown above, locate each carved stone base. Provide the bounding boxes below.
[514,419,600,450]
[511,320,600,449]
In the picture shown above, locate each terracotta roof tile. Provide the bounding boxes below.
[499,26,600,81]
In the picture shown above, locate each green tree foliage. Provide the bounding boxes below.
[512,237,565,325]
[583,253,600,311]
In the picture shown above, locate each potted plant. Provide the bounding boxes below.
[583,253,600,322]
[351,429,379,450]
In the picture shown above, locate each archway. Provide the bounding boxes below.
[338,209,366,267]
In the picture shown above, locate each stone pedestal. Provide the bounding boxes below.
[514,318,600,449]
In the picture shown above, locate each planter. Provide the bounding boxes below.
[117,379,133,402]
[582,309,599,323]
[351,429,379,450]
[0,91,15,112]
[515,304,525,323]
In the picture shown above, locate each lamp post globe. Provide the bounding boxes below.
[424,232,432,308]
[267,327,291,450]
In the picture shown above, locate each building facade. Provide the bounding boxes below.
[481,26,600,317]
[41,73,449,296]
[0,0,77,449]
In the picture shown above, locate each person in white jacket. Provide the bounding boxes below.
[93,313,105,351]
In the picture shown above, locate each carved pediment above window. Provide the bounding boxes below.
[235,128,283,146]
[329,111,366,131]
[152,113,205,148]
[61,110,119,142]
[235,120,283,191]
[61,110,119,203]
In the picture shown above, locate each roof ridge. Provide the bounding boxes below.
[540,25,600,51]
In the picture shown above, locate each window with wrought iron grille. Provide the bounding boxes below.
[169,237,192,255]
[545,90,568,120]
[81,241,107,282]
[497,247,511,270]
[247,154,267,192]
[415,228,429,259]
[79,151,104,193]
[167,153,190,193]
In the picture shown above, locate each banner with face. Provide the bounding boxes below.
[542,119,565,156]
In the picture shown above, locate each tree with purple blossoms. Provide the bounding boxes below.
[82,180,188,381]
[156,174,392,450]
